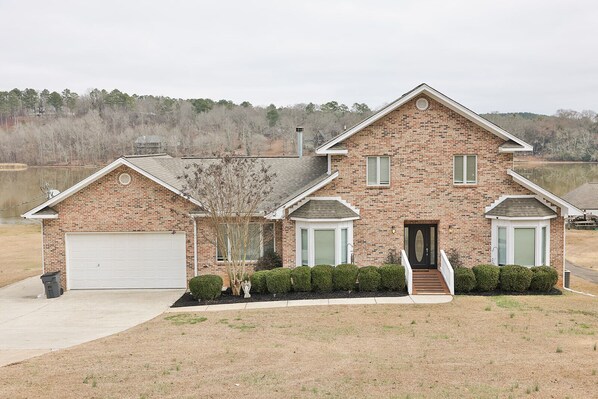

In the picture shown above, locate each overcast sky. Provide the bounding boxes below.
[1,0,597,114]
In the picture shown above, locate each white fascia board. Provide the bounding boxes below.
[266,172,339,219]
[498,147,532,153]
[290,217,360,222]
[316,84,533,155]
[507,169,583,217]
[25,213,59,220]
[484,215,557,221]
[22,157,202,219]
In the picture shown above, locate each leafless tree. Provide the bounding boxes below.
[178,156,277,295]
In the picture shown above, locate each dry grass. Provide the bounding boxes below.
[1,294,597,399]
[0,163,27,170]
[566,229,598,270]
[0,224,41,287]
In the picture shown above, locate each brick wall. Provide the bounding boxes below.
[282,95,565,285]
[43,165,286,290]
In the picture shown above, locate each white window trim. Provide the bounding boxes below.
[366,156,391,186]
[490,219,550,267]
[453,155,477,185]
[295,220,354,267]
[216,223,275,262]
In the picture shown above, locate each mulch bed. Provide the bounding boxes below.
[172,289,408,307]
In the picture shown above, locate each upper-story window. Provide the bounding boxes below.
[453,155,477,185]
[367,156,390,186]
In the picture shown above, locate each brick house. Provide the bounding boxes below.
[24,84,581,293]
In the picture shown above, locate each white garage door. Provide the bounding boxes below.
[66,232,187,289]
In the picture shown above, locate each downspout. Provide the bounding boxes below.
[189,215,198,277]
[40,220,45,275]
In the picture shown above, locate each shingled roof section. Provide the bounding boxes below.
[563,183,598,211]
[124,155,329,214]
[486,197,556,218]
[290,199,359,220]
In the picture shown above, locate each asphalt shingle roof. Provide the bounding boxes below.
[563,183,598,210]
[125,155,329,213]
[485,197,556,218]
[290,199,359,219]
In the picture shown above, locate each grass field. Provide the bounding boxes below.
[0,224,41,287]
[566,229,598,270]
[0,294,597,398]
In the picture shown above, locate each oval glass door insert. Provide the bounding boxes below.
[415,229,424,262]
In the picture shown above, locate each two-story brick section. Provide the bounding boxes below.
[24,84,581,292]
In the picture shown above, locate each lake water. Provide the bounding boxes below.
[1,162,597,224]
[0,167,98,224]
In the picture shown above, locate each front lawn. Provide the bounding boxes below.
[0,293,596,398]
[0,224,41,287]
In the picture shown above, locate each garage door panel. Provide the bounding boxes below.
[66,233,187,289]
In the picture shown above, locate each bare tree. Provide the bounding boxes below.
[178,156,277,295]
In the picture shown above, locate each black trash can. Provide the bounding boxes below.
[40,271,62,298]
[564,269,571,289]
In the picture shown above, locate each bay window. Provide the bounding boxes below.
[296,221,353,266]
[491,220,550,267]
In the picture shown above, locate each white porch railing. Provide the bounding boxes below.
[401,249,413,295]
[439,250,455,295]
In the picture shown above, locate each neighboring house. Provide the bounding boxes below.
[24,84,581,292]
[563,182,598,215]
[134,135,165,155]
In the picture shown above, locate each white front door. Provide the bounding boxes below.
[66,232,187,289]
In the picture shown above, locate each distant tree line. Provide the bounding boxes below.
[0,88,596,165]
[0,88,371,165]
[483,110,598,161]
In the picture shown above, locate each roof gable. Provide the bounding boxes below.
[316,84,533,155]
[22,157,202,219]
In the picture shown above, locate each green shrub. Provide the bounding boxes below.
[255,250,282,271]
[454,268,476,293]
[188,275,223,301]
[291,266,311,292]
[472,264,501,292]
[333,263,359,291]
[530,266,558,292]
[379,264,406,291]
[311,264,334,292]
[250,270,270,294]
[358,266,381,292]
[266,268,291,294]
[500,265,533,292]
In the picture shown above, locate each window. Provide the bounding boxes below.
[314,230,335,265]
[217,223,275,261]
[301,229,308,266]
[341,228,348,264]
[491,220,550,267]
[541,227,547,265]
[454,155,477,184]
[497,227,507,266]
[296,221,353,267]
[514,228,535,266]
[367,156,390,186]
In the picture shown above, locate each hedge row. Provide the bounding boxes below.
[455,264,558,293]
[250,264,406,295]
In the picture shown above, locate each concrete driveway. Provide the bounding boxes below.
[0,276,183,367]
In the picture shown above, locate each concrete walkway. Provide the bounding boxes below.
[167,294,453,313]
[566,260,598,284]
[0,276,183,367]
